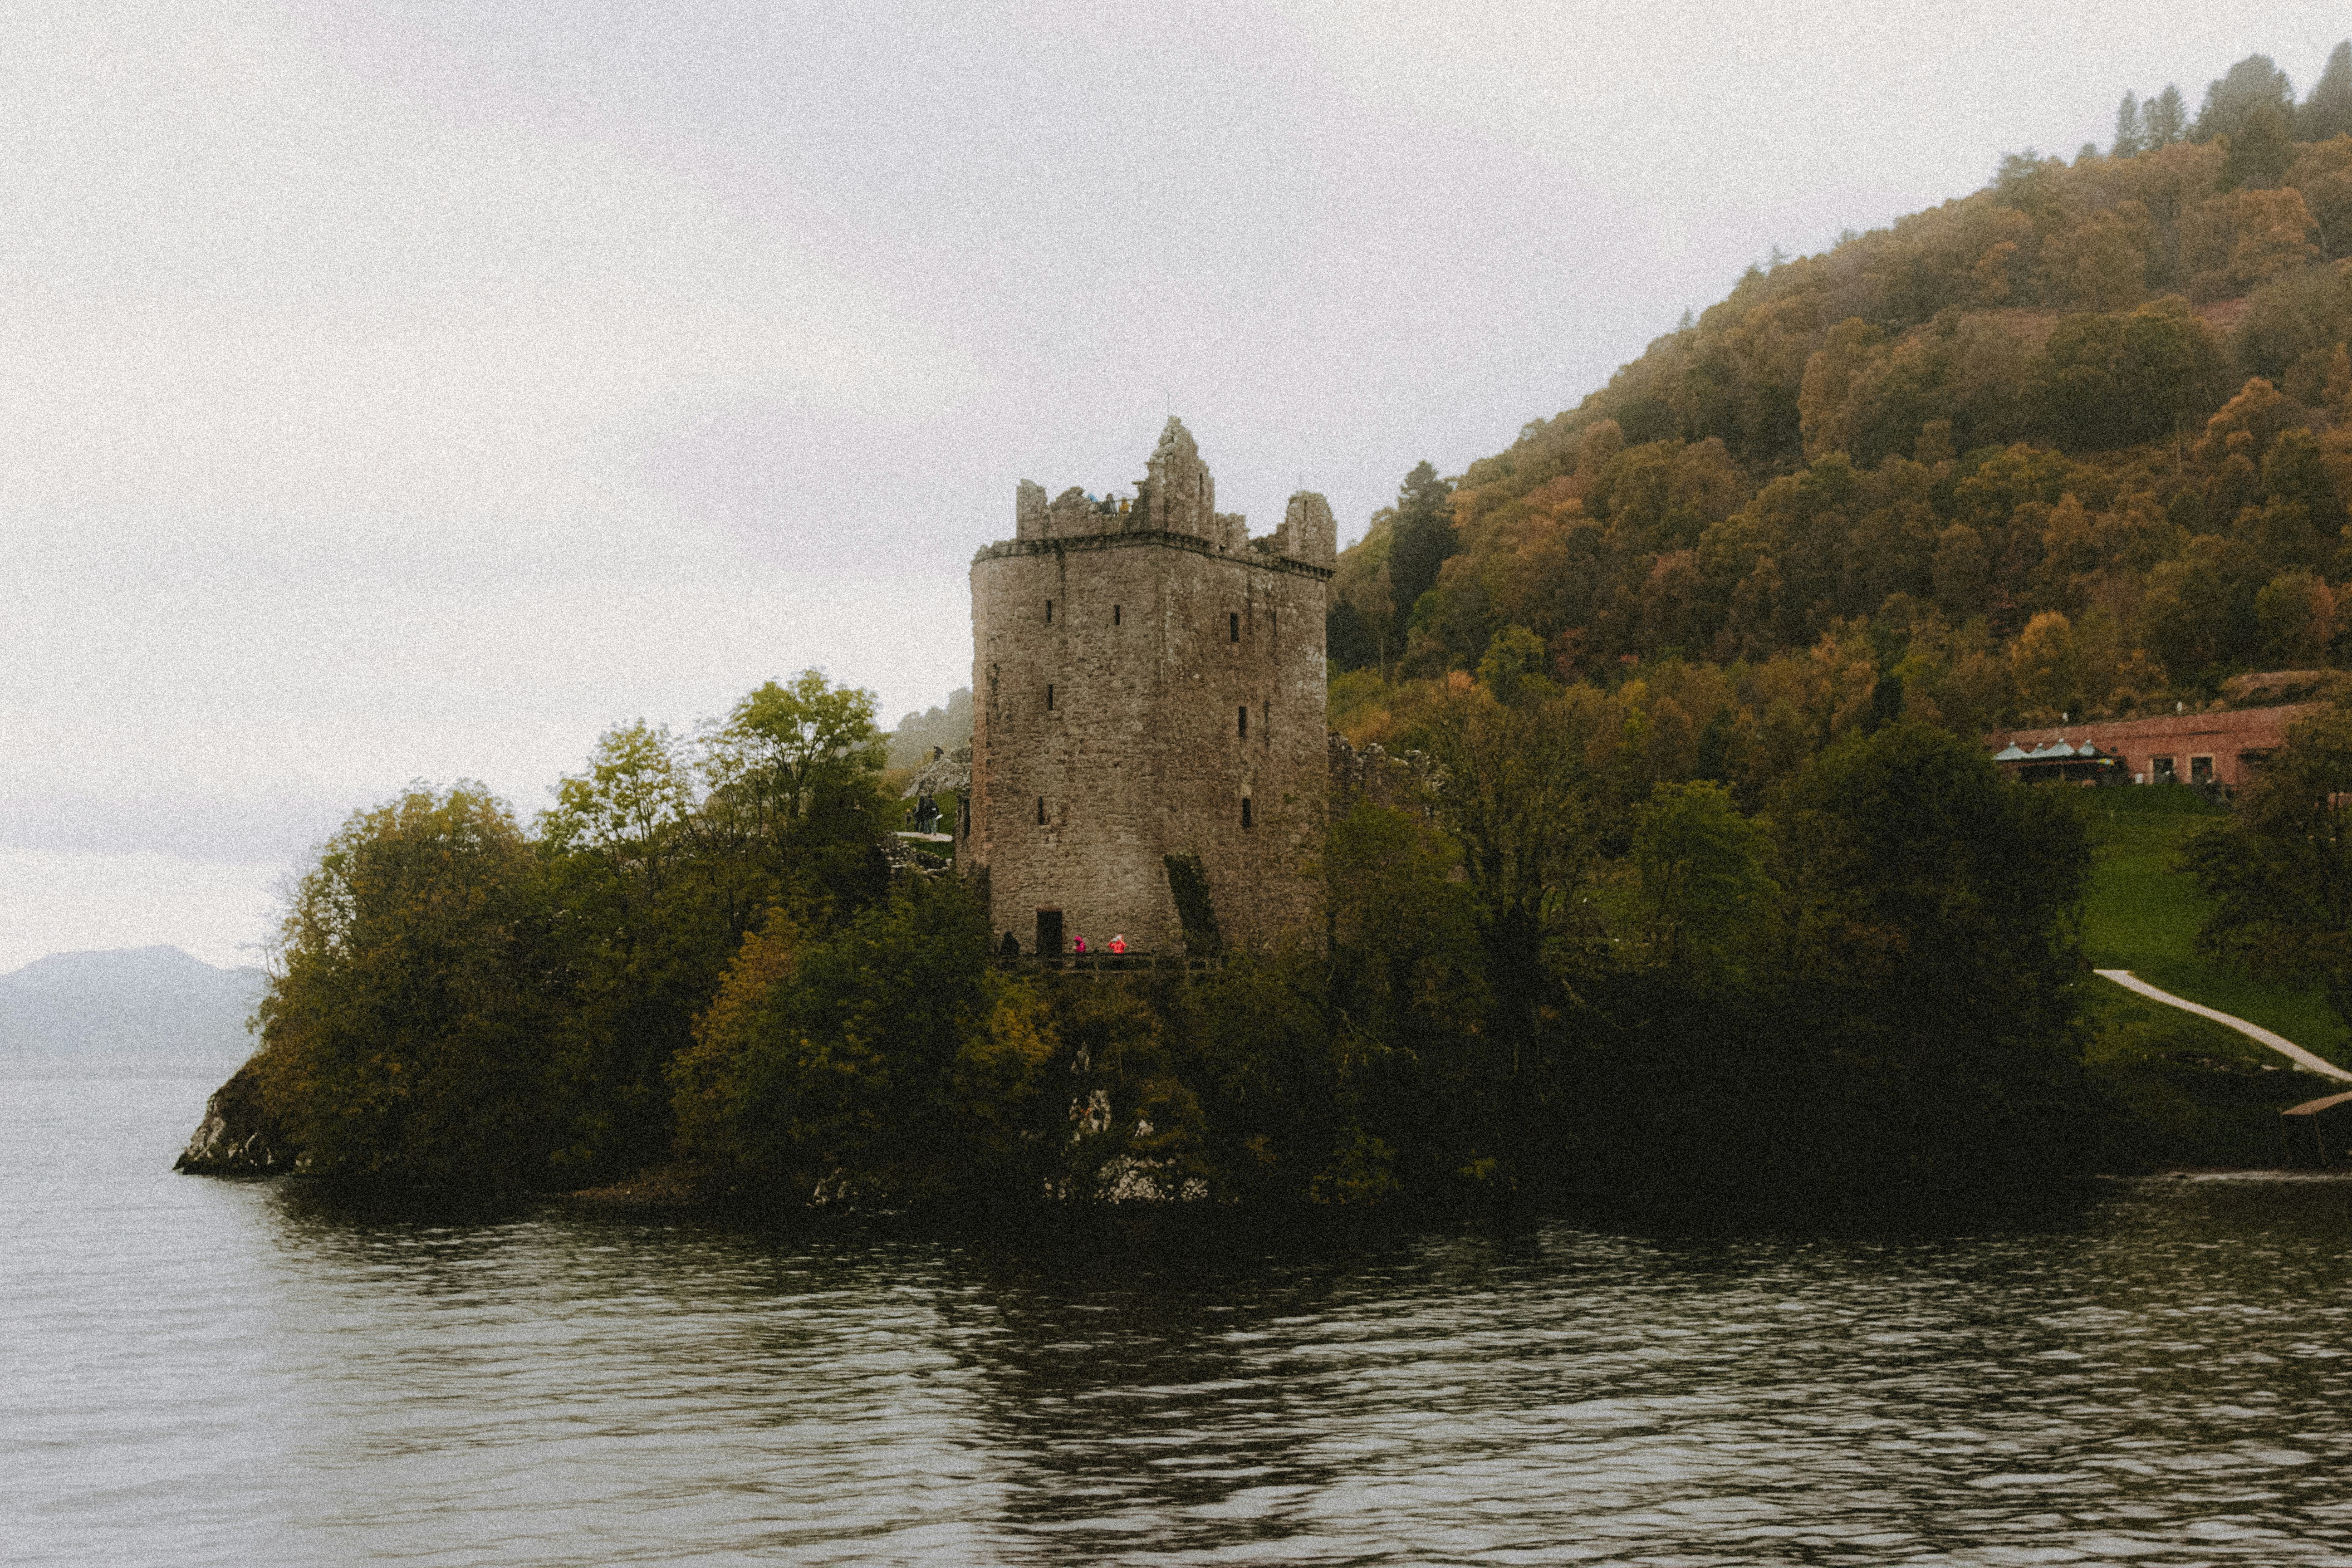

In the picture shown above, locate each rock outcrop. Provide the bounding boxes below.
[175,1059,297,1175]
[901,744,972,800]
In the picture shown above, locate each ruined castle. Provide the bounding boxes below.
[963,418,1335,956]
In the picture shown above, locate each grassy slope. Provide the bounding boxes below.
[2074,786,2348,1165]
[2079,789,2348,1062]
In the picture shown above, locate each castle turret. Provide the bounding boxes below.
[1143,416,1215,539]
[965,421,1333,956]
[1015,479,1048,540]
[1275,492,1337,570]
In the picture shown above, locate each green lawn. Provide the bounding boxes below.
[2078,787,2349,1068]
[2072,786,2348,1165]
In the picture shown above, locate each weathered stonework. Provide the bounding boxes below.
[1327,733,1443,814]
[966,418,1334,955]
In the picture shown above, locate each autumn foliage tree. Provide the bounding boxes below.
[1330,41,2352,725]
[249,671,904,1191]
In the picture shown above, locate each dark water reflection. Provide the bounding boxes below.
[9,1079,2352,1565]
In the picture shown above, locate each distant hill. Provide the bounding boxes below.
[0,946,266,1078]
[887,687,972,769]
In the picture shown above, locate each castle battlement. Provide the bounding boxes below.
[975,527,1334,581]
[962,418,1331,957]
[1003,418,1337,570]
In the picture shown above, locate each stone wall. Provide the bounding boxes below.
[967,419,1333,955]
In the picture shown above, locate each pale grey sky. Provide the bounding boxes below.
[3,0,2343,969]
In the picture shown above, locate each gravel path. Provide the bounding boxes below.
[2095,968,2352,1084]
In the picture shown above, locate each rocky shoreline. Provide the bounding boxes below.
[174,1060,296,1175]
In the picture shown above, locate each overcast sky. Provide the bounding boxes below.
[4,0,2344,971]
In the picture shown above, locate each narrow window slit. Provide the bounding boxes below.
[1037,796,1046,825]
[1046,683,1055,710]
[1113,604,1122,625]
[1238,706,1248,738]
[1229,612,1240,642]
[1045,599,1053,624]
[1241,797,1253,828]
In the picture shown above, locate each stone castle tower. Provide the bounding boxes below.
[963,418,1336,956]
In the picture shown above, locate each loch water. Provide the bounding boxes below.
[7,1076,2352,1566]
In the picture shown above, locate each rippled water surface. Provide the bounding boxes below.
[9,1078,2352,1565]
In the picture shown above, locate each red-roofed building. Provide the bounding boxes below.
[1985,705,2315,789]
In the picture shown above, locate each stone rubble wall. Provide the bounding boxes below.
[1327,733,1442,813]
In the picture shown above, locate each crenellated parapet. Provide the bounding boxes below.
[990,417,1334,576]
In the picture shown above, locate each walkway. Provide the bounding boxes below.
[2095,969,2352,1084]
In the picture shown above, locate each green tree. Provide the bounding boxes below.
[2145,83,2189,146]
[2033,298,2227,449]
[1323,799,1483,1044]
[669,880,1051,1203]
[1476,624,1549,704]
[2255,568,2337,665]
[702,671,888,836]
[1993,149,2062,217]
[2193,54,2296,145]
[549,722,696,862]
[2112,90,2144,157]
[2262,426,2347,544]
[1631,781,1775,982]
[1326,597,1383,674]
[2219,99,2295,192]
[255,784,554,1186]
[1384,461,1457,655]
[1768,722,2095,1196]
[1403,680,1605,1185]
[1932,522,1994,622]
[697,670,893,920]
[2185,699,2352,1030]
[2301,40,2352,142]
[537,722,731,1179]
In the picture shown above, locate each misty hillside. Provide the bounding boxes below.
[0,946,266,1077]
[887,687,972,769]
[1328,44,2352,739]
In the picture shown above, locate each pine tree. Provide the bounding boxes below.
[2112,90,2143,157]
[2220,98,2296,190]
[2305,40,2352,142]
[1384,461,1456,655]
[2192,54,2295,144]
[2145,84,2188,146]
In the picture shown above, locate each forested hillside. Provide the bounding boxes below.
[1330,44,2352,756]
